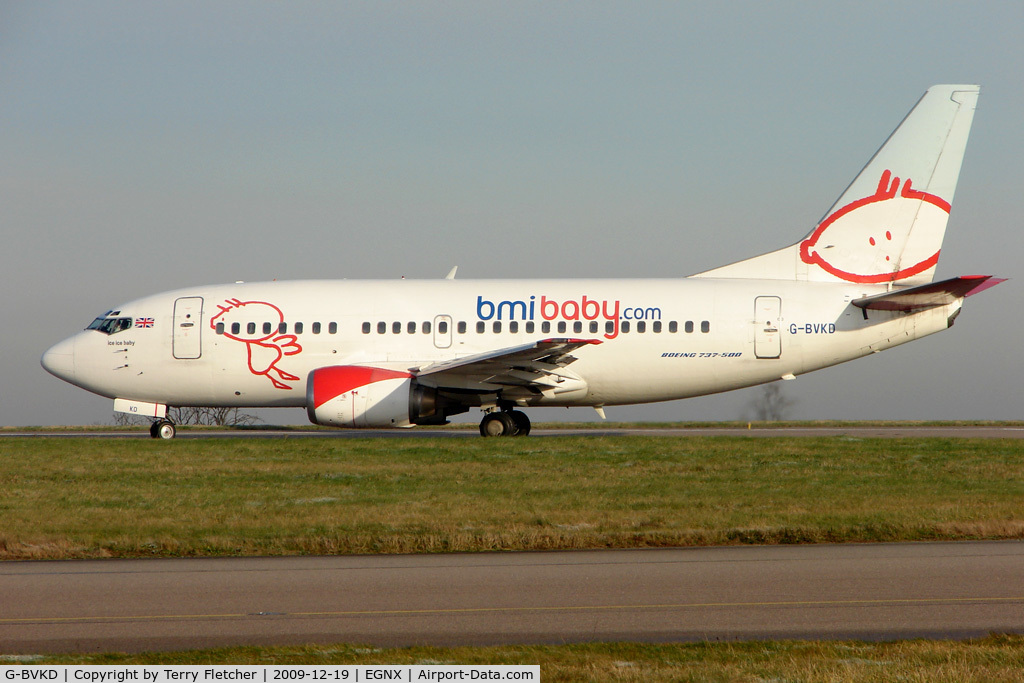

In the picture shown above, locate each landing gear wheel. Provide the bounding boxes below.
[508,410,531,436]
[150,419,176,440]
[480,411,516,437]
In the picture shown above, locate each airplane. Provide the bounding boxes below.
[42,84,1003,439]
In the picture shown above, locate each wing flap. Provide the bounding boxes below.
[414,338,601,394]
[852,275,1005,312]
[415,338,600,377]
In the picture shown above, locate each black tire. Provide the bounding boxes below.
[508,410,531,436]
[151,419,176,440]
[480,411,516,437]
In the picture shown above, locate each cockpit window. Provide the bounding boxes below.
[87,316,133,335]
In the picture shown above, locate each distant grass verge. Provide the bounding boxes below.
[16,635,1024,682]
[4,419,1024,432]
[1,435,1022,560]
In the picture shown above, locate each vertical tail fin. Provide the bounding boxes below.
[693,85,980,284]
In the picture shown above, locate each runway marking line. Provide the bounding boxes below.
[3,596,1022,625]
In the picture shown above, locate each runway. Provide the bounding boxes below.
[5,425,1024,439]
[2,541,1022,654]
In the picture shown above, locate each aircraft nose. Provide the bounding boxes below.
[41,336,76,382]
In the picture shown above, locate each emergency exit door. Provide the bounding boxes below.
[433,315,453,349]
[173,297,204,359]
[754,296,782,359]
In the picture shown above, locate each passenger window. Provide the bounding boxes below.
[294,322,304,334]
[423,321,432,334]
[407,321,416,334]
[329,322,338,334]
[557,321,566,334]
[457,321,467,334]
[392,322,401,334]
[590,321,599,333]
[637,321,646,333]
[215,322,225,335]
[701,321,710,333]
[542,321,551,334]
[476,321,485,334]
[312,322,321,334]
[606,321,614,334]
[279,322,287,334]
[439,321,448,334]
[525,321,535,334]
[247,322,256,335]
[263,322,272,334]
[668,321,677,333]
[232,322,240,335]
[377,322,386,334]
[621,321,631,333]
[493,321,502,333]
[685,321,694,334]
[362,322,371,334]
[653,321,662,333]
[573,321,583,334]
[509,321,519,333]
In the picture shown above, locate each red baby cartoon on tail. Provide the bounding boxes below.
[799,170,951,284]
[210,299,303,389]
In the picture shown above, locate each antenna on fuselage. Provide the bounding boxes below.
[445,266,458,280]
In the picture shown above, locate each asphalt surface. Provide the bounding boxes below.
[2,542,1022,654]
[4,425,1024,439]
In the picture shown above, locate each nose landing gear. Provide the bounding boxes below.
[149,419,176,440]
[479,409,531,437]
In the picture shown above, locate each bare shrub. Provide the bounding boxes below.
[112,407,260,427]
[743,383,796,422]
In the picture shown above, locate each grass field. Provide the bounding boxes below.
[5,419,1024,432]
[15,635,1024,681]
[1,434,1022,559]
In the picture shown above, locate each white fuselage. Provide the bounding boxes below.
[43,276,958,411]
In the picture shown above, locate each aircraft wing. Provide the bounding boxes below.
[413,338,601,398]
[852,275,1005,312]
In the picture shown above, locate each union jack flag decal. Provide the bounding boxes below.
[135,317,155,328]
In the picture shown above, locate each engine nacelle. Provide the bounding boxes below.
[306,365,455,428]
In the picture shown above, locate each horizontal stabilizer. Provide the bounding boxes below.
[852,275,1005,312]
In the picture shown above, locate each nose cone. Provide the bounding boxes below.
[42,336,76,383]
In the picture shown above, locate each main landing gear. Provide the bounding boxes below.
[149,419,176,440]
[479,409,531,437]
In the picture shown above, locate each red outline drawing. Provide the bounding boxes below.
[210,299,303,390]
[799,170,950,283]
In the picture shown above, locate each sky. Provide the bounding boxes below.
[2,2,1022,427]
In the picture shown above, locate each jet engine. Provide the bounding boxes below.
[306,365,458,428]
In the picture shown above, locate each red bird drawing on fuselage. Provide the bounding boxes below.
[209,299,302,389]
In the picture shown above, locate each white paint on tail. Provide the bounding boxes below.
[692,85,979,285]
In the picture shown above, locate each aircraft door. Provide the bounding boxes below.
[173,296,204,359]
[754,296,782,359]
[433,315,453,349]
